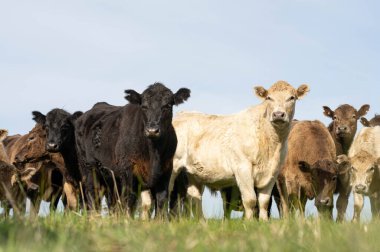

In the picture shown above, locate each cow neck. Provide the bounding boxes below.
[145,137,166,188]
[328,123,354,155]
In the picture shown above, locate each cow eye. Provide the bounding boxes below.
[352,115,356,119]
[368,167,375,173]
[333,116,337,120]
[351,166,357,172]
[266,96,272,101]
[28,137,35,142]
[162,104,172,110]
[141,105,148,111]
[288,96,296,101]
[332,176,337,181]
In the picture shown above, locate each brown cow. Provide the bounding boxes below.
[277,121,349,219]
[4,124,65,213]
[0,129,38,216]
[361,115,380,127]
[323,104,370,221]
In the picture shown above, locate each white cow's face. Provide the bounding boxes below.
[255,81,309,129]
[348,152,380,195]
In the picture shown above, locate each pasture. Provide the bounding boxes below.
[0,214,377,252]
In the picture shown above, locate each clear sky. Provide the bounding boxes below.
[1,0,379,219]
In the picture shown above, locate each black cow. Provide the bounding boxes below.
[74,83,190,218]
[32,109,83,210]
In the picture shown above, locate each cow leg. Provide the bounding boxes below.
[169,170,188,218]
[336,192,350,222]
[235,166,256,220]
[140,190,152,221]
[257,180,276,221]
[276,178,289,218]
[153,172,171,220]
[63,182,78,210]
[369,194,380,219]
[352,192,364,223]
[221,187,233,219]
[187,183,203,219]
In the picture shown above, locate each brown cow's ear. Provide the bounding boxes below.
[323,106,334,119]
[357,104,370,117]
[125,90,142,105]
[296,84,310,99]
[336,155,350,174]
[360,117,370,127]
[298,161,311,173]
[254,86,268,100]
[0,129,8,141]
[173,88,191,106]
[32,111,46,125]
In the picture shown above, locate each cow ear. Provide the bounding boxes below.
[323,106,334,119]
[357,104,370,117]
[125,90,142,105]
[32,111,46,125]
[296,84,310,99]
[298,161,311,173]
[360,117,370,127]
[336,155,350,174]
[254,86,268,100]
[71,111,83,121]
[173,88,191,106]
[0,129,8,141]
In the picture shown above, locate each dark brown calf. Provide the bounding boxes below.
[323,104,369,221]
[277,121,348,219]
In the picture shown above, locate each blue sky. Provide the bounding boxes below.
[1,0,379,219]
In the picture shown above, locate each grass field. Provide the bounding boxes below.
[0,213,377,252]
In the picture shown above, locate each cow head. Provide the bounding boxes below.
[360,115,380,127]
[125,83,191,139]
[339,151,380,195]
[299,159,349,210]
[14,124,48,164]
[255,81,309,130]
[32,109,83,153]
[323,104,369,137]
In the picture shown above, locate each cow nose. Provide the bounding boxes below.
[272,111,286,120]
[355,184,366,192]
[320,198,331,206]
[145,127,160,137]
[47,142,58,151]
[338,126,348,132]
[15,155,21,162]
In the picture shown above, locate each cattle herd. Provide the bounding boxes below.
[0,81,379,222]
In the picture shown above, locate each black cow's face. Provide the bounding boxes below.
[32,109,82,152]
[323,104,369,138]
[125,83,190,139]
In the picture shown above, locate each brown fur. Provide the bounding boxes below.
[0,129,9,163]
[3,124,65,212]
[278,120,343,218]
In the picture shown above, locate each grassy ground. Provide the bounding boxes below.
[0,214,377,252]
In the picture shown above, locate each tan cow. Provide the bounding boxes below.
[341,126,380,222]
[169,81,309,220]
[277,120,349,219]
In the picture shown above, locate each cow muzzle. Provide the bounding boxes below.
[317,197,333,207]
[354,184,368,194]
[271,111,288,125]
[336,126,350,136]
[145,127,161,138]
[46,142,60,152]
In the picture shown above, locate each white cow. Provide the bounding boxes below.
[339,126,380,222]
[168,81,309,220]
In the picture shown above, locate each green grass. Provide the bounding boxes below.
[0,214,377,252]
